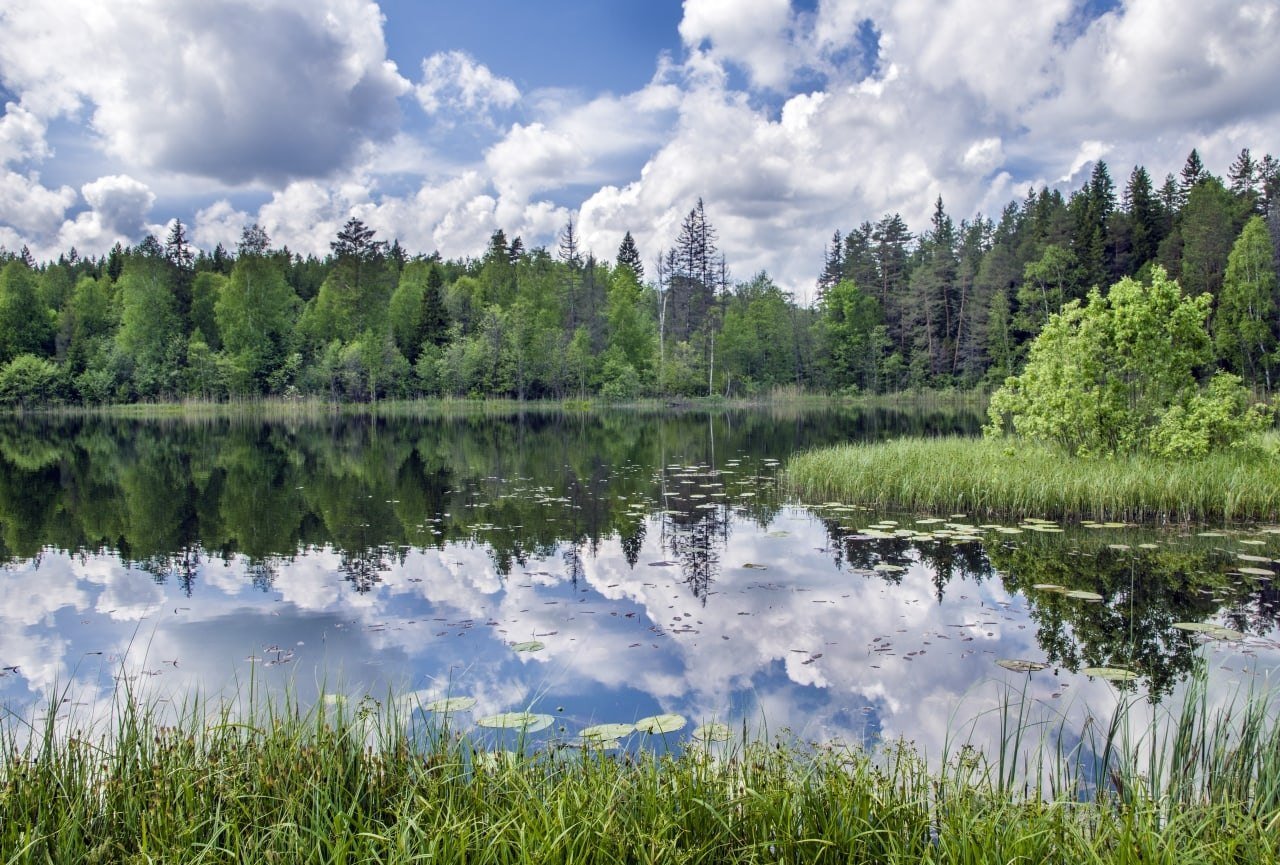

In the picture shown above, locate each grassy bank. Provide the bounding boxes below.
[786,434,1280,522]
[22,387,984,419]
[3,679,1279,863]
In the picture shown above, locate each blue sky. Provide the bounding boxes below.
[1,0,1278,294]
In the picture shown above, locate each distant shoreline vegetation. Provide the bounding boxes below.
[0,148,1276,410]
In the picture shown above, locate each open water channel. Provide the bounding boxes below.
[1,407,1277,759]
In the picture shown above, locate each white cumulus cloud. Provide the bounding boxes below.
[416,51,520,117]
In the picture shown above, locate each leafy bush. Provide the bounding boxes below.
[986,267,1272,457]
[0,353,61,406]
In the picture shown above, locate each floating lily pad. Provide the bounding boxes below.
[1239,567,1276,577]
[422,696,477,713]
[635,713,687,734]
[996,659,1048,673]
[692,722,732,742]
[511,640,545,653]
[873,563,905,573]
[766,531,790,538]
[476,712,555,732]
[1172,622,1218,632]
[1172,622,1244,640]
[1237,554,1273,563]
[1032,583,1065,592]
[580,723,635,741]
[1081,667,1138,682]
[1064,590,1104,602]
[742,563,768,570]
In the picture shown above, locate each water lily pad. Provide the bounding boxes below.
[692,722,732,742]
[635,713,687,734]
[873,563,905,573]
[476,712,555,732]
[996,659,1048,673]
[580,723,635,741]
[1032,583,1065,592]
[422,696,477,713]
[1239,567,1276,577]
[1237,554,1273,563]
[511,640,545,653]
[1081,667,1138,682]
[766,531,790,538]
[1064,590,1104,602]
[742,563,768,570]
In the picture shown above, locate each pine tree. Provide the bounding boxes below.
[165,219,194,271]
[1179,149,1209,206]
[817,230,844,297]
[1123,165,1161,267]
[616,231,643,280]
[1228,148,1258,205]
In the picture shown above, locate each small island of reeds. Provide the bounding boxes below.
[785,433,1280,522]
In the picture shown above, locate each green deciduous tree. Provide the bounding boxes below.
[1214,216,1279,394]
[115,255,182,398]
[0,261,53,362]
[986,266,1269,457]
[216,250,298,393]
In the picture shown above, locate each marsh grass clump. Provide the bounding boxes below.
[786,433,1280,522]
[3,676,1280,863]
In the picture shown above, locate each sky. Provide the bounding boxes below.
[1,0,1279,296]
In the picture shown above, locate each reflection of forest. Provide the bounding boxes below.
[0,407,978,596]
[817,515,1280,697]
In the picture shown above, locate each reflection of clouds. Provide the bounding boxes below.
[6,512,1279,768]
[6,555,90,624]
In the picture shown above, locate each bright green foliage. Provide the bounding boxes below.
[1214,216,1278,393]
[115,255,182,398]
[0,261,53,362]
[604,265,655,380]
[190,271,226,351]
[216,254,298,393]
[819,278,886,393]
[58,275,115,374]
[987,267,1270,457]
[1016,244,1078,333]
[0,353,61,406]
[719,273,797,392]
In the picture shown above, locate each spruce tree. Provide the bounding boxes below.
[616,231,643,280]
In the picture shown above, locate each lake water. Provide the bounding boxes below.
[1,407,1277,758]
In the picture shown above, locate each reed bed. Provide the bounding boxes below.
[786,434,1280,522]
[3,676,1279,863]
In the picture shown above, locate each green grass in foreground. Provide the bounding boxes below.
[786,433,1280,522]
[3,675,1279,863]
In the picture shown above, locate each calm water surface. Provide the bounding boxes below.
[1,407,1277,756]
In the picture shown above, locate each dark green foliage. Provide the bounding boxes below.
[615,229,643,279]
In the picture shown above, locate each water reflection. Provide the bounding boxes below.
[0,408,1277,762]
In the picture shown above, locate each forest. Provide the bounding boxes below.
[0,148,1277,405]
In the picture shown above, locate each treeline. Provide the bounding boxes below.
[0,148,1277,405]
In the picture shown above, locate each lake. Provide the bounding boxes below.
[1,406,1277,758]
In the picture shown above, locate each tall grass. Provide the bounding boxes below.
[786,434,1280,522]
[3,675,1279,863]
